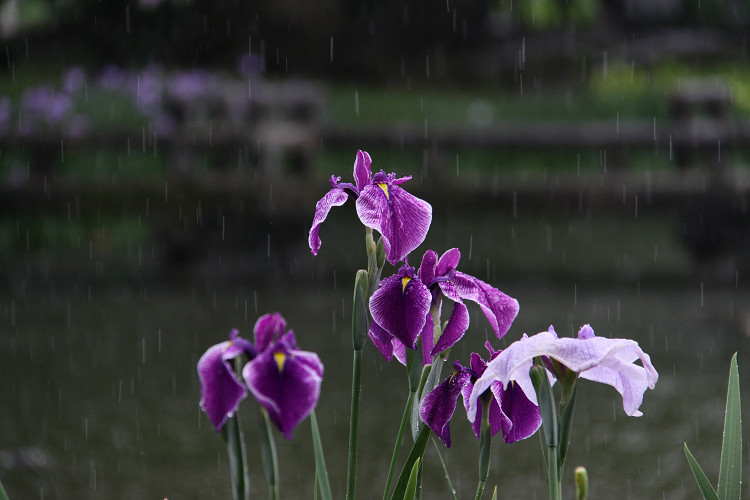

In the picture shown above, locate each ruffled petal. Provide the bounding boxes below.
[309,188,349,256]
[197,341,248,432]
[356,183,432,265]
[243,346,323,439]
[368,270,431,349]
[452,272,519,339]
[420,368,472,447]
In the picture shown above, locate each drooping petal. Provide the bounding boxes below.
[243,346,324,439]
[452,272,519,339]
[491,380,542,443]
[197,340,248,433]
[368,268,431,349]
[309,187,349,256]
[467,327,658,423]
[420,368,473,447]
[353,150,372,193]
[356,182,432,265]
[432,300,470,355]
[254,313,288,353]
[368,320,396,361]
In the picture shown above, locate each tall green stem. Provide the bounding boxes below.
[347,348,363,500]
[224,414,251,500]
[474,398,492,500]
[310,410,333,500]
[258,409,279,500]
[384,391,415,500]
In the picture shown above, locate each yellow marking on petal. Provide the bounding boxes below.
[378,183,389,199]
[274,352,286,372]
[401,276,412,293]
[448,370,460,383]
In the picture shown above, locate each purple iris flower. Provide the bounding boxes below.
[308,150,432,265]
[420,343,541,447]
[368,248,519,365]
[197,313,324,438]
[466,324,659,425]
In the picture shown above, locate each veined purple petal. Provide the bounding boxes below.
[490,380,542,443]
[243,346,323,439]
[420,313,435,366]
[197,340,248,432]
[368,321,396,361]
[368,268,431,349]
[462,381,509,441]
[435,248,461,277]
[353,150,372,193]
[452,272,519,339]
[432,300,470,355]
[417,249,438,286]
[356,182,432,265]
[254,313,288,353]
[309,188,349,256]
[420,368,472,447]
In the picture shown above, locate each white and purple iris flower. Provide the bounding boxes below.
[308,150,432,265]
[197,313,324,438]
[466,324,659,425]
[368,248,520,365]
[420,342,542,447]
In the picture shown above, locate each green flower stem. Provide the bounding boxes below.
[531,365,561,500]
[475,398,493,500]
[430,437,457,500]
[384,391,415,500]
[223,414,251,500]
[259,409,280,500]
[347,347,363,500]
[310,410,333,500]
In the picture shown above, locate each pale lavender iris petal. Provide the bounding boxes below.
[356,183,432,265]
[254,313,287,353]
[353,150,372,193]
[452,271,519,339]
[197,341,247,432]
[490,380,542,443]
[368,270,431,348]
[243,346,323,439]
[432,300,470,355]
[420,368,472,447]
[308,188,349,256]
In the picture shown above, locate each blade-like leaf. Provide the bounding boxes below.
[0,478,9,500]
[310,411,333,500]
[684,443,720,500]
[491,486,498,500]
[403,458,422,500]
[390,425,431,500]
[717,353,742,500]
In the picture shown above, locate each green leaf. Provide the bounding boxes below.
[717,353,742,500]
[558,382,578,471]
[403,458,422,500]
[0,478,10,500]
[390,425,431,500]
[491,486,498,500]
[352,270,370,350]
[310,411,333,500]
[684,443,720,500]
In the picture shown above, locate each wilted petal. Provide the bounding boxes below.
[197,340,248,433]
[356,182,432,264]
[353,150,372,193]
[452,272,519,339]
[309,188,349,256]
[420,367,472,447]
[369,268,431,349]
[243,346,324,439]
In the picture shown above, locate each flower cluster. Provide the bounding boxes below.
[197,313,323,438]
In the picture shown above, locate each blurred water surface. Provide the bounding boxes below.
[2,276,748,499]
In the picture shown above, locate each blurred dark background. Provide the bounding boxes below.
[1,1,750,499]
